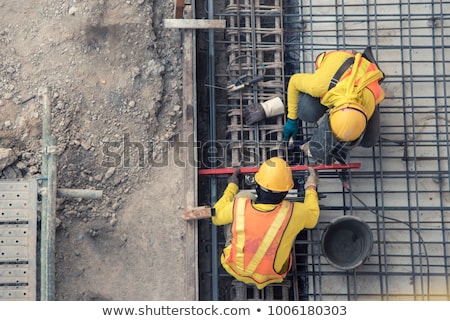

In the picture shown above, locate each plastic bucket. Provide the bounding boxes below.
[321,216,373,270]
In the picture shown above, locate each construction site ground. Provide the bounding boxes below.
[0,1,190,300]
[3,0,450,303]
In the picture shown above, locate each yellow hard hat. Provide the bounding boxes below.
[329,102,368,142]
[254,157,294,192]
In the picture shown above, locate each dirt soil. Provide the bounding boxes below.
[0,0,190,300]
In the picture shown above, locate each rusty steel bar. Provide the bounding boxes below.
[225,0,286,167]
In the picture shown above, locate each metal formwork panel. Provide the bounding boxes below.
[0,180,38,301]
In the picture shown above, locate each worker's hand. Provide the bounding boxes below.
[243,103,266,125]
[283,118,298,141]
[300,141,312,157]
[304,167,319,190]
[244,98,285,125]
[227,167,240,185]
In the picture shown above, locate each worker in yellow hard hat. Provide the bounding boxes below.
[212,157,320,289]
[283,47,385,164]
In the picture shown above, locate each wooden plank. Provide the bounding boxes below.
[175,0,184,19]
[164,18,226,29]
[180,5,198,301]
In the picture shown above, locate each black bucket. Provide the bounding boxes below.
[321,216,373,270]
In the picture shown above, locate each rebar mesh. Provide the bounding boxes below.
[287,0,450,301]
[197,0,450,301]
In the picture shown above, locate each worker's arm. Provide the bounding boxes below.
[301,168,320,228]
[301,187,320,228]
[273,186,319,273]
[287,187,320,230]
[287,52,354,120]
[291,167,320,228]
[212,182,239,226]
[287,73,324,120]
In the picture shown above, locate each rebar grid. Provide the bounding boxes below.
[288,0,450,301]
[198,0,450,301]
[222,0,286,167]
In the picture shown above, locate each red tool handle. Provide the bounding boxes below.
[198,163,361,175]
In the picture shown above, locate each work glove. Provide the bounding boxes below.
[243,103,266,125]
[283,118,298,141]
[304,167,319,190]
[243,97,285,125]
[300,141,312,157]
[227,167,240,186]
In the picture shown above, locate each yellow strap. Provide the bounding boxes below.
[346,53,362,95]
[244,201,291,274]
[321,53,384,108]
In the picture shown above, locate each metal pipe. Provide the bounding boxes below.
[46,136,58,301]
[57,188,103,199]
[207,0,219,301]
[38,86,54,301]
[198,163,361,175]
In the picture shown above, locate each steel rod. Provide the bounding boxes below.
[46,136,57,301]
[207,0,219,301]
[57,188,103,199]
[198,163,361,175]
[38,86,55,301]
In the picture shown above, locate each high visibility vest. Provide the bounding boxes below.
[320,51,385,108]
[220,198,293,290]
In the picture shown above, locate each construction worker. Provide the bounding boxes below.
[212,157,320,289]
[283,47,385,164]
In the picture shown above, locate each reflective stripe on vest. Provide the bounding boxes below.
[232,198,292,276]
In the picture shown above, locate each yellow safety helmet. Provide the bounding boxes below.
[254,157,294,192]
[329,102,368,142]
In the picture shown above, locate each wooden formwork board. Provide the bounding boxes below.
[180,5,198,301]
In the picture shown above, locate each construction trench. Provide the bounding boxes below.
[192,0,450,301]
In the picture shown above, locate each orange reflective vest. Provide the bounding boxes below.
[220,198,294,290]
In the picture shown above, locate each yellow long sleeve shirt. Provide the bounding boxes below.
[287,51,377,121]
[212,183,320,273]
